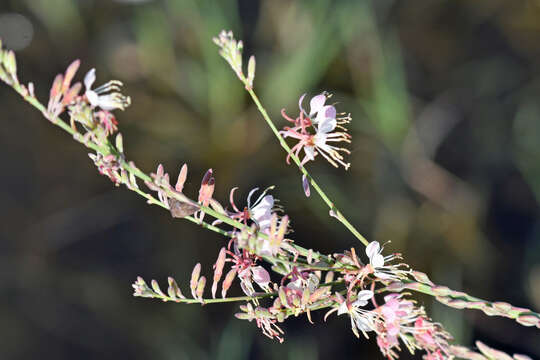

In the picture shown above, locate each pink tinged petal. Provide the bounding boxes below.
[302,174,310,197]
[366,241,381,259]
[387,323,400,336]
[309,94,326,116]
[84,68,96,90]
[315,105,336,124]
[252,266,271,288]
[384,293,400,303]
[175,163,188,192]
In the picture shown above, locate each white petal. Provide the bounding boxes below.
[317,117,336,134]
[298,93,307,114]
[352,299,367,307]
[309,94,326,116]
[251,195,273,221]
[96,94,122,111]
[337,301,349,315]
[371,253,385,268]
[315,105,336,124]
[314,133,328,148]
[356,290,374,301]
[304,146,316,160]
[84,68,96,90]
[354,316,374,332]
[366,241,380,259]
[252,266,270,287]
[85,90,99,107]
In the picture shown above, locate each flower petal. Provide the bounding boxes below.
[357,290,374,301]
[298,93,307,114]
[309,94,326,116]
[304,145,316,160]
[317,117,337,134]
[84,68,96,90]
[366,241,381,259]
[315,105,336,124]
[337,301,349,315]
[371,253,385,268]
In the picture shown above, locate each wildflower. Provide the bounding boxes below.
[281,93,351,169]
[84,68,131,111]
[365,241,408,281]
[227,187,276,233]
[325,290,376,338]
[375,294,420,359]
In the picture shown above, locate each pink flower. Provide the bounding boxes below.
[280,93,352,169]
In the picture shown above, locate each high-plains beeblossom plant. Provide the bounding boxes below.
[1,31,539,359]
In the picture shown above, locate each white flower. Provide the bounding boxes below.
[337,290,376,336]
[249,193,274,233]
[303,115,338,161]
[366,241,395,280]
[84,68,131,111]
[299,93,336,124]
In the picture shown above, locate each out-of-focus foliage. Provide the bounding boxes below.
[0,0,538,359]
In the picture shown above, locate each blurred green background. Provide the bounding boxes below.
[0,0,539,358]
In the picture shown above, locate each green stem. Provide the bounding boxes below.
[245,87,369,247]
[140,292,276,304]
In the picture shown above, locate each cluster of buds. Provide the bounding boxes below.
[213,30,256,89]
[0,39,18,85]
[280,93,352,169]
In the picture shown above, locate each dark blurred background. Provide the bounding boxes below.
[0,0,539,359]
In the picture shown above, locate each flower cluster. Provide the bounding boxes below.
[280,93,352,169]
[2,32,538,360]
